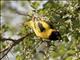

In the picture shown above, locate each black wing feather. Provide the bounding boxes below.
[38,22,45,32]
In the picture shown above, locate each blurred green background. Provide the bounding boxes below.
[0,0,80,60]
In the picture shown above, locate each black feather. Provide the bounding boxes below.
[38,22,45,32]
[49,31,61,40]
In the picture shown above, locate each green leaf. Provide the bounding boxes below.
[31,2,40,9]
[16,55,24,60]
[50,51,58,58]
[67,50,76,55]
[65,56,72,60]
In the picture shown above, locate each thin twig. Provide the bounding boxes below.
[0,47,9,53]
[0,43,14,60]
[0,32,32,60]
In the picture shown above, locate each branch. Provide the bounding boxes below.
[0,47,9,53]
[0,43,14,60]
[1,38,17,43]
[1,32,32,43]
[0,32,32,60]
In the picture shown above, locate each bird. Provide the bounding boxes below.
[25,15,62,41]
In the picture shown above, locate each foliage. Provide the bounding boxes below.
[0,0,80,60]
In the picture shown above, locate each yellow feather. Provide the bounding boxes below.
[27,20,56,40]
[39,20,50,30]
[24,17,61,41]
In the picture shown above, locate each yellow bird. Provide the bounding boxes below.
[26,16,62,41]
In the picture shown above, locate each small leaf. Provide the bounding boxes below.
[67,50,76,55]
[16,55,24,60]
[31,2,40,9]
[65,56,72,60]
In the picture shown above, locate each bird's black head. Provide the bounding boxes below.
[49,31,62,41]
